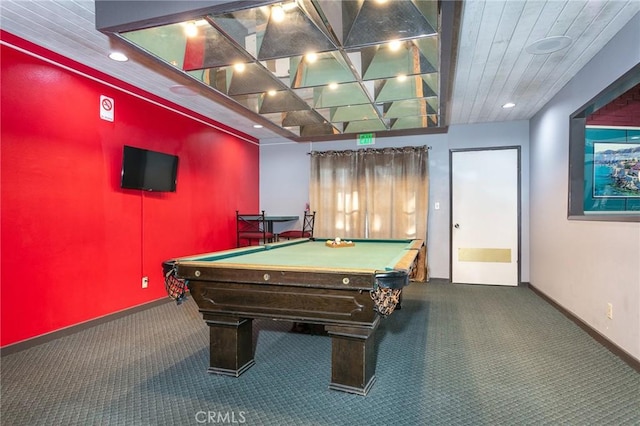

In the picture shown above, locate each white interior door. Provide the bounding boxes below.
[451,148,519,286]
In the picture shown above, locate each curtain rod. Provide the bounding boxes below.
[307,145,431,155]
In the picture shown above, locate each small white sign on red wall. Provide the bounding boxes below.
[100,95,114,122]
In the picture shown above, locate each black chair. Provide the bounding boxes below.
[278,211,316,240]
[236,210,275,247]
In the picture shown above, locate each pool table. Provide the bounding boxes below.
[163,237,425,396]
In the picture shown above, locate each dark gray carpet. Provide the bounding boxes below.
[2,281,639,425]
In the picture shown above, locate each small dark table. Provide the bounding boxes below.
[164,238,425,395]
[237,215,298,234]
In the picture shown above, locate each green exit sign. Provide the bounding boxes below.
[357,133,375,146]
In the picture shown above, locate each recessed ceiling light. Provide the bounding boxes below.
[184,22,198,38]
[328,82,338,90]
[108,52,128,62]
[525,36,572,55]
[306,52,318,63]
[267,90,277,96]
[389,40,401,51]
[253,124,263,129]
[397,74,407,82]
[502,102,516,109]
[234,63,246,72]
[271,5,285,22]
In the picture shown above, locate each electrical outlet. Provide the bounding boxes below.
[607,303,613,320]
[142,276,149,289]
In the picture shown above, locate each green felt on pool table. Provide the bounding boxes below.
[186,238,418,272]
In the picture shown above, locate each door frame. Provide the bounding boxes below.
[449,146,522,285]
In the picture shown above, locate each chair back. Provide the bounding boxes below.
[302,210,316,238]
[236,210,274,246]
[276,211,316,240]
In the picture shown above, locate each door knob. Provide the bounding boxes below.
[454,223,460,228]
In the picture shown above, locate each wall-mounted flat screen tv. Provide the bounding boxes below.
[121,145,179,192]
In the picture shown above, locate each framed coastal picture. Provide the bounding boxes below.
[592,142,640,198]
[569,65,640,220]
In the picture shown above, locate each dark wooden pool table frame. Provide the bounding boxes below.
[167,238,425,396]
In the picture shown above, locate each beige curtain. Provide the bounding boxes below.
[309,146,429,242]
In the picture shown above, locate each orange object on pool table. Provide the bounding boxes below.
[325,238,355,248]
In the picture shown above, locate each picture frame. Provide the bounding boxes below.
[592,142,640,198]
[567,63,640,221]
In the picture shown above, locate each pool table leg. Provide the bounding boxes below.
[203,314,255,377]
[325,317,380,396]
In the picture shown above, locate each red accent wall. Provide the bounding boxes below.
[0,34,260,347]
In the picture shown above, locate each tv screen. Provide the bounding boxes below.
[121,145,179,192]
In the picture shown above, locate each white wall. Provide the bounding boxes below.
[529,13,640,361]
[260,120,530,281]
